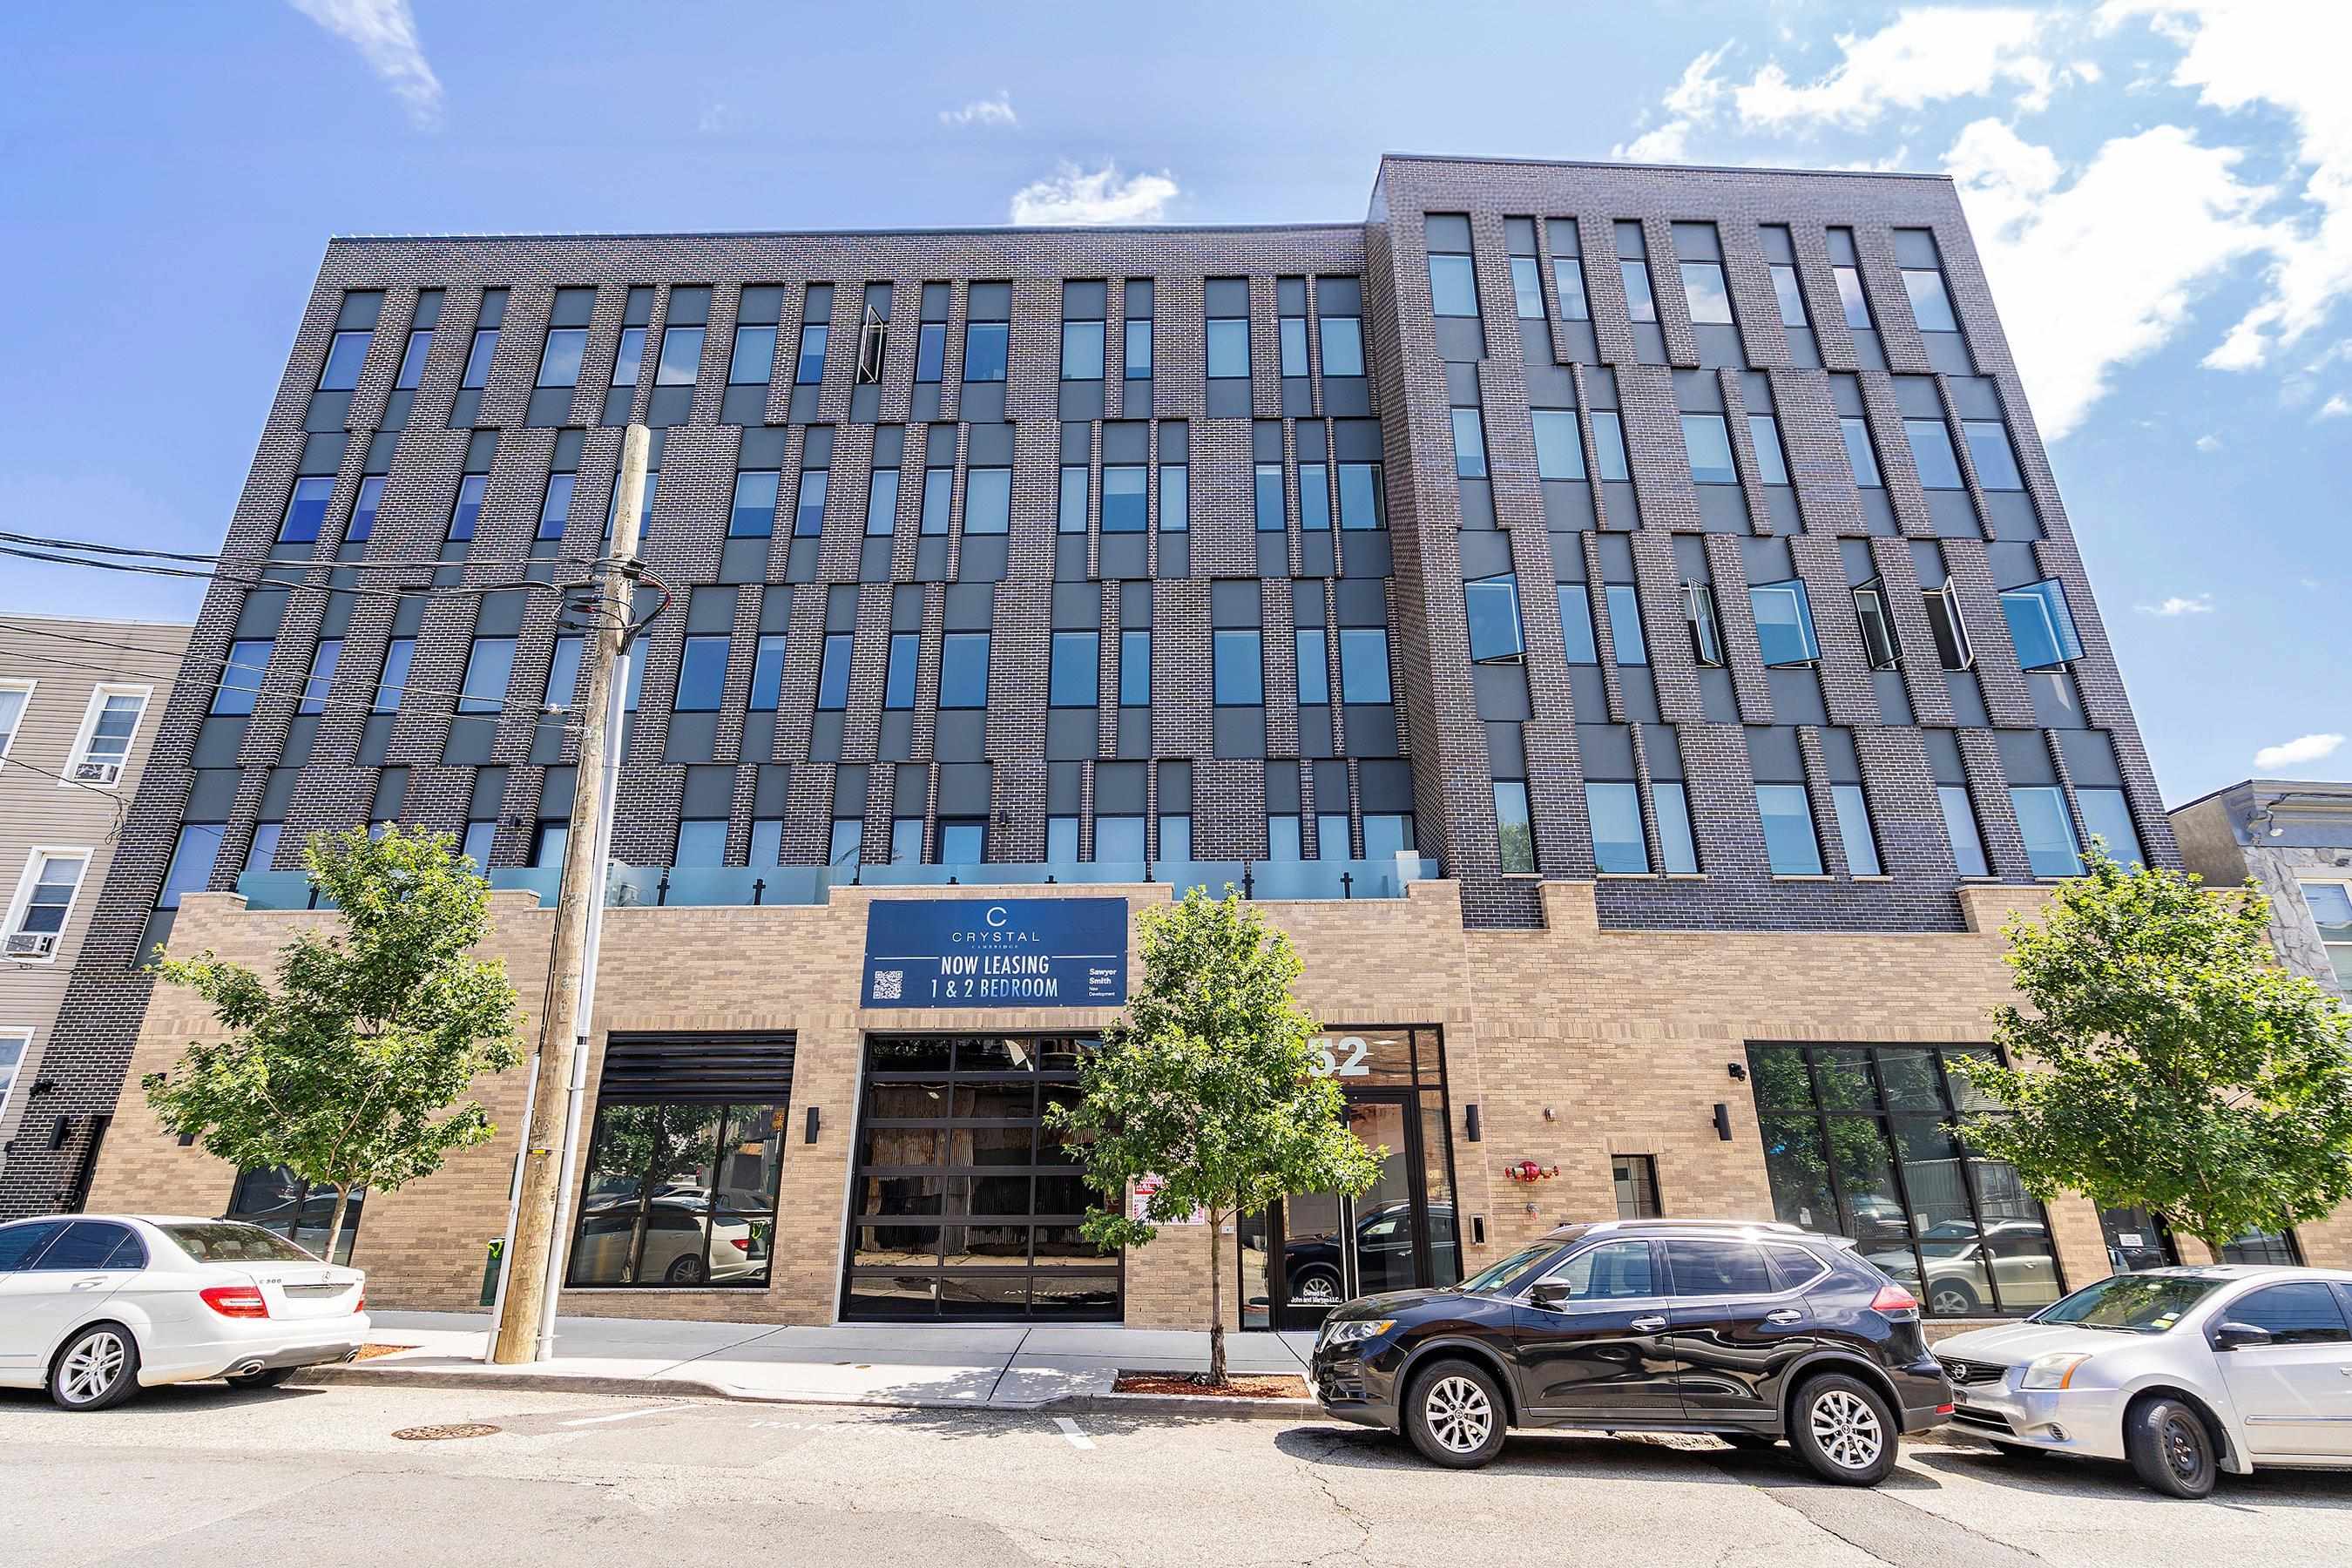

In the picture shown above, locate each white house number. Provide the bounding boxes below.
[1309,1036,1372,1078]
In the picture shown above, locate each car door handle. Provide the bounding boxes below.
[70,1277,110,1291]
[1765,1308,1804,1325]
[1631,1315,1667,1332]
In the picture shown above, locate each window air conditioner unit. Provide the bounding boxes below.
[73,760,122,786]
[5,932,58,959]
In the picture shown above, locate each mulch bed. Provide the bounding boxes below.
[355,1343,420,1360]
[1113,1372,1311,1399]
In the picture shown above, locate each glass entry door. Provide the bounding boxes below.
[1268,1092,1429,1331]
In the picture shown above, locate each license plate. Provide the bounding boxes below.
[1950,1390,1971,1407]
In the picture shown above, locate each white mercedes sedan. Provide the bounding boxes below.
[1936,1264,2352,1497]
[0,1214,368,1409]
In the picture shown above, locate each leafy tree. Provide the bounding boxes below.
[145,826,524,1262]
[1047,888,1377,1384]
[1960,845,2352,1259]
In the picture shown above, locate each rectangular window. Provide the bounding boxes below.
[1963,421,2024,490]
[963,321,1009,382]
[814,633,851,712]
[457,637,517,714]
[461,819,496,870]
[1590,411,1631,482]
[610,326,645,389]
[890,817,922,864]
[1268,814,1301,860]
[538,327,586,389]
[243,822,282,878]
[1339,628,1391,703]
[2001,579,2083,670]
[537,472,576,540]
[655,324,703,385]
[1531,409,1585,480]
[447,473,486,542]
[461,325,497,389]
[939,633,989,707]
[1923,579,1974,670]
[1319,314,1363,375]
[1509,257,1544,319]
[1429,253,1478,317]
[793,321,827,384]
[670,820,726,868]
[729,323,776,384]
[1213,631,1263,705]
[793,467,828,537]
[1853,584,1900,670]
[1159,814,1191,862]
[375,639,413,713]
[1119,630,1150,706]
[1841,417,1882,488]
[1558,585,1598,663]
[1604,585,1646,665]
[1903,268,1957,333]
[1770,264,1807,328]
[1495,781,1537,873]
[1681,414,1735,484]
[1206,316,1250,379]
[529,821,569,869]
[864,468,900,537]
[1363,813,1415,860]
[1941,785,1989,876]
[2297,882,2352,987]
[1094,815,1146,862]
[1058,466,1090,534]
[963,468,1011,534]
[1125,317,1154,377]
[2077,788,2145,868]
[936,820,985,864]
[157,825,223,909]
[295,643,339,717]
[1050,632,1099,707]
[61,688,142,785]
[2011,786,2083,876]
[395,327,432,389]
[1833,264,1871,328]
[1685,584,1723,667]
[8,850,89,951]
[716,469,774,538]
[883,633,916,709]
[1613,1155,1663,1219]
[1062,319,1105,381]
[1747,414,1789,485]
[1465,574,1524,663]
[1587,781,1648,875]
[1749,579,1821,667]
[1552,256,1591,321]
[1317,813,1351,861]
[1906,418,1963,489]
[826,817,860,867]
[1620,258,1658,323]
[0,683,28,762]
[1159,464,1188,531]
[1757,784,1824,875]
[675,635,729,712]
[279,476,333,544]
[1450,408,1488,478]
[1654,782,1700,874]
[920,467,952,533]
[1681,261,1732,325]
[1101,466,1146,533]
[1046,815,1079,862]
[213,639,274,715]
[1294,626,1328,705]
[916,321,946,382]
[1279,315,1308,376]
[348,474,384,543]
[544,635,584,713]
[1254,463,1285,532]
[1299,463,1331,531]
[1832,784,1882,875]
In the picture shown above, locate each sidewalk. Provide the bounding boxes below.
[329,1310,1321,1411]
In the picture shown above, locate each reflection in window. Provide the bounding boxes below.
[2000,579,2083,670]
[1494,781,1535,873]
[1756,783,1823,875]
[1532,409,1585,480]
[1603,585,1646,666]
[1680,261,1732,325]
[1558,585,1598,663]
[1586,782,1647,875]
[570,1092,787,1289]
[1464,574,1524,663]
[2011,786,2082,877]
[1941,786,1990,877]
[1681,414,1735,483]
[227,1166,364,1266]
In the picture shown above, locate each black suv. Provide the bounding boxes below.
[1308,1219,1952,1484]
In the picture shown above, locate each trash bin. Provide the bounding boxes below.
[478,1238,504,1306]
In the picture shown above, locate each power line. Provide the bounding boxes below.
[0,749,132,841]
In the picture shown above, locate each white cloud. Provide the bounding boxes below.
[287,0,441,127]
[1009,162,1177,226]
[941,91,1017,129]
[1945,117,2276,438]
[2193,431,2222,450]
[2136,593,2215,615]
[2319,392,2351,418]
[1733,7,2058,130]
[1619,120,1695,162]
[2254,733,2345,769]
[697,103,728,136]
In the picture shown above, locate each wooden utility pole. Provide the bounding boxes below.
[491,422,647,1363]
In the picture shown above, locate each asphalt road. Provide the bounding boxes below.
[3,1381,2350,1567]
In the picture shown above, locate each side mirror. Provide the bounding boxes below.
[1530,1280,1573,1310]
[2212,1321,2273,1352]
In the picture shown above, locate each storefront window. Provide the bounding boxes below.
[226,1166,364,1265]
[1746,1041,2062,1317]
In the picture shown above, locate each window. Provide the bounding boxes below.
[532,821,570,868]
[1429,253,1478,317]
[1620,257,1657,323]
[1531,410,1585,480]
[567,1061,787,1289]
[537,473,576,541]
[1841,417,1882,488]
[2001,579,2083,670]
[1338,628,1391,703]
[458,814,490,868]
[226,1168,365,1266]
[1941,786,1990,876]
[394,323,432,389]
[1059,466,1090,533]
[963,468,1010,534]
[242,822,282,877]
[1319,314,1363,375]
[1213,631,1263,705]
[607,463,658,538]
[1279,315,1308,376]
[920,467,952,533]
[1046,815,1079,862]
[1495,781,1536,873]
[1681,414,1735,484]
[1363,813,1416,860]
[2227,1282,2350,1345]
[2219,1230,2304,1267]
[890,817,922,863]
[1268,814,1301,860]
[1665,1238,1776,1297]
[1119,630,1150,706]
[538,327,586,389]
[1159,814,1191,862]
[1832,264,1871,328]
[1159,463,1188,531]
[865,467,899,537]
[70,687,148,781]
[1558,585,1598,663]
[916,321,946,382]
[0,1032,27,1125]
[456,637,517,714]
[1552,256,1591,320]
[461,324,498,389]
[782,319,823,385]
[1590,411,1631,482]
[6,850,88,956]
[1299,463,1330,531]
[730,470,779,537]
[1294,627,1328,705]
[1681,261,1732,325]
[1685,584,1723,667]
[1254,463,1284,533]
[447,473,486,541]
[375,639,414,713]
[793,466,828,537]
[2077,789,2145,868]
[610,326,645,389]
[729,322,776,385]
[1338,463,1384,531]
[1537,1239,1656,1301]
[675,636,729,712]
[1749,580,1821,667]
[1612,1156,1662,1219]
[1510,257,1544,319]
[279,476,333,544]
[674,820,727,866]
[1903,268,1957,333]
[1853,583,1900,670]
[348,475,384,543]
[2011,786,2082,876]
[963,320,1009,382]
[828,817,862,867]
[1317,813,1351,861]
[1450,408,1488,478]
[814,634,851,712]
[1206,315,1249,379]
[1963,421,2024,490]
[655,324,703,385]
[936,820,985,864]
[545,636,584,711]
[1587,782,1648,875]
[213,639,273,715]
[157,823,223,909]
[1654,782,1699,874]
[296,642,339,716]
[1769,264,1807,328]
[1125,317,1154,377]
[1906,418,1963,489]
[939,633,989,707]
[883,633,916,710]
[0,682,28,762]
[1747,415,1789,485]
[1465,574,1524,663]
[1923,579,1973,669]
[1095,815,1146,862]
[2299,882,2352,987]
[1603,585,1646,665]
[1101,466,1146,532]
[1757,784,1824,875]
[1832,784,1882,875]
[1050,632,1098,707]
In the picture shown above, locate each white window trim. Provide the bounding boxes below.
[3,847,94,964]
[0,678,34,768]
[0,1028,29,1127]
[63,683,152,790]
[2295,877,2352,970]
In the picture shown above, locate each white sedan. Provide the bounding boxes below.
[0,1214,368,1409]
[1936,1264,2352,1497]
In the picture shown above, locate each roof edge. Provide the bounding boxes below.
[326,220,1369,246]
[1377,150,1955,184]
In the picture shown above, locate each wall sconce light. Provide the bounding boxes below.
[1470,1215,1486,1246]
[1727,1062,1747,1082]
[1463,1104,1483,1143]
[805,1106,821,1145]
[1712,1103,1734,1142]
[1541,1105,1557,1122]
[177,1132,197,1148]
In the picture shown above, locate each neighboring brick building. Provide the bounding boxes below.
[48,153,2249,1329]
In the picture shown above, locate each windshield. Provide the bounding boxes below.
[162,1222,324,1265]
[1460,1241,1558,1295]
[2033,1274,2225,1333]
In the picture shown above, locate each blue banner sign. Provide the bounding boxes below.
[862,897,1128,1009]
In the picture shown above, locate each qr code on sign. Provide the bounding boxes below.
[870,969,903,1001]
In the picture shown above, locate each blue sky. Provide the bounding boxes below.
[1,1,2343,802]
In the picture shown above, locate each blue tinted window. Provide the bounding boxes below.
[1465,575,1524,663]
[674,820,727,867]
[298,639,340,714]
[214,639,274,715]
[1903,269,1957,332]
[915,322,946,382]
[1451,409,1487,477]
[1095,816,1146,862]
[348,475,384,542]
[1059,467,1089,533]
[1101,466,1146,533]
[814,633,851,711]
[1604,585,1646,665]
[1206,317,1250,379]
[1495,781,1537,873]
[280,477,333,544]
[1681,415,1735,483]
[728,324,775,384]
[2011,786,2082,877]
[1338,463,1383,530]
[395,329,431,389]
[1834,266,1871,328]
[1363,814,1415,859]
[1119,631,1150,706]
[1747,416,1789,485]
[456,637,516,714]
[655,326,703,385]
[827,818,861,868]
[891,818,923,863]
[1295,627,1328,706]
[865,469,899,536]
[1590,411,1630,482]
[1620,260,1657,322]
[1681,262,1732,325]
[1124,318,1152,377]
[321,329,371,390]
[793,468,827,537]
[545,636,584,712]
[2078,788,2144,867]
[937,821,985,864]
[1940,786,1989,876]
[1553,258,1590,321]
[1319,315,1363,375]
[1558,585,1598,663]
[1654,782,1699,874]
[1159,465,1187,531]
[1429,253,1478,317]
[675,636,729,711]
[1062,320,1105,380]
[1833,784,1881,876]
[159,824,224,909]
[963,321,1008,382]
[731,470,779,537]
[1213,631,1263,705]
[1339,628,1391,703]
[1749,580,1820,667]
[963,468,1010,533]
[1906,419,1963,489]
[1963,421,2024,490]
[375,639,413,713]
[448,474,485,541]
[884,633,917,709]
[939,633,989,707]
[1299,463,1330,531]
[609,327,644,388]
[537,328,586,388]
[538,473,576,540]
[1841,417,1882,487]
[1757,784,1823,875]
[1050,632,1099,707]
[1587,782,1646,875]
[794,323,827,384]
[461,328,497,388]
[2001,579,2083,670]
[1532,411,1585,480]
[1254,464,1285,532]
[920,468,952,533]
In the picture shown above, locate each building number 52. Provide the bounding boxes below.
[1308,1036,1372,1078]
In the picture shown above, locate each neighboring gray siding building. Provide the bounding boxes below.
[2172,779,2352,1001]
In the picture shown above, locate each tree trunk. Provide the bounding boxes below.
[1206,1205,1227,1387]
[321,1182,354,1266]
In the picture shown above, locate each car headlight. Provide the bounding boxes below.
[1324,1318,1396,1348]
[2020,1352,2091,1390]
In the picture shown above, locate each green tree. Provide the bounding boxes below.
[1046,888,1378,1384]
[1960,845,2352,1258]
[145,826,524,1262]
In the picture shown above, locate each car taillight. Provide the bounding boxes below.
[729,1238,751,1252]
[200,1284,270,1319]
[1870,1282,1919,1315]
[353,1292,366,1313]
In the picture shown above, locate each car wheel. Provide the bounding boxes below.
[1402,1358,1508,1470]
[2125,1395,2218,1499]
[226,1367,299,1390]
[50,1323,140,1411]
[1290,1267,1342,1305]
[1928,1281,1980,1316]
[666,1254,707,1286]
[1789,1373,1899,1486]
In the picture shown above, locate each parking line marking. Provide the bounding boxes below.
[562,1403,695,1427]
[1054,1416,1094,1450]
